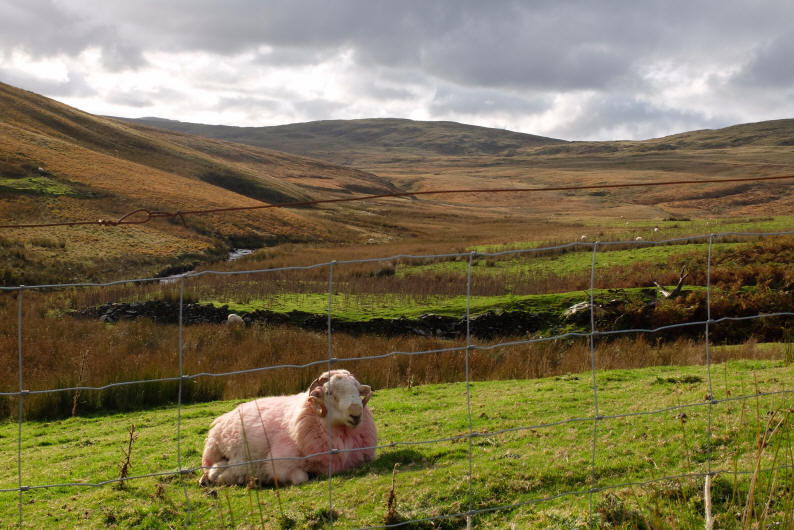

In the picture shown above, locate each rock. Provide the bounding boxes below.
[563,301,591,321]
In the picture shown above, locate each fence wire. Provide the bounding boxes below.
[5,229,794,528]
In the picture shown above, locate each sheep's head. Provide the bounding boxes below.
[308,370,372,427]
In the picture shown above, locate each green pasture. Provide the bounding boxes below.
[0,175,76,196]
[210,288,650,323]
[469,215,794,254]
[399,243,735,280]
[1,359,792,528]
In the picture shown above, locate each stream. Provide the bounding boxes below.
[159,248,254,283]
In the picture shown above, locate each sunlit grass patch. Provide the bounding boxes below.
[1,360,792,527]
[0,175,76,196]
[210,290,616,322]
[399,241,744,281]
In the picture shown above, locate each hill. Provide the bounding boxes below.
[3,80,794,285]
[120,117,566,165]
[124,115,794,223]
[0,82,399,284]
[645,118,794,149]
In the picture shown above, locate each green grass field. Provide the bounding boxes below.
[211,290,598,322]
[1,359,792,528]
[399,243,722,280]
[469,215,794,255]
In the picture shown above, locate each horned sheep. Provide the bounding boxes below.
[199,369,377,486]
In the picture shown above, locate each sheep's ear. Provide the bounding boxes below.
[359,384,372,406]
[309,387,327,417]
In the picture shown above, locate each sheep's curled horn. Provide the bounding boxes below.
[308,373,330,392]
[308,374,330,417]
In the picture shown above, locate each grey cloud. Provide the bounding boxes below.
[0,0,147,70]
[105,90,154,108]
[291,97,347,119]
[253,47,339,68]
[0,66,95,98]
[429,85,550,117]
[0,0,97,57]
[103,86,199,113]
[355,80,417,102]
[51,1,790,92]
[100,42,147,72]
[10,1,794,93]
[213,95,284,114]
[548,95,725,141]
[3,0,794,139]
[419,5,638,91]
[734,32,794,87]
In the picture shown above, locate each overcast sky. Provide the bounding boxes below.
[1,0,793,140]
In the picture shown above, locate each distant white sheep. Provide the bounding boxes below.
[226,313,244,326]
[199,369,377,486]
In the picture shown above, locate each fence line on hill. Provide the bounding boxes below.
[4,228,794,528]
[2,173,794,230]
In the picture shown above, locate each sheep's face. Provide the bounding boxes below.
[308,370,372,428]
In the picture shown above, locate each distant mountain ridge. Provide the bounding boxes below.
[120,115,794,167]
[647,119,794,149]
[118,117,567,161]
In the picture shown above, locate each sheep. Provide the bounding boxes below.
[226,313,245,326]
[199,369,377,487]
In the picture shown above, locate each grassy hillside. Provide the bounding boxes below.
[3,81,794,286]
[0,83,400,283]
[126,114,794,227]
[1,360,792,528]
[644,119,794,150]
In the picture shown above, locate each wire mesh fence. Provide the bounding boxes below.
[2,229,794,527]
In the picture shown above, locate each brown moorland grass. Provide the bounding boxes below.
[4,81,794,287]
[117,233,793,304]
[1,292,790,422]
[0,234,788,401]
[0,82,402,282]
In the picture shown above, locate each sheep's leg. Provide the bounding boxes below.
[221,462,249,485]
[286,468,309,485]
[205,457,249,486]
[205,458,228,484]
